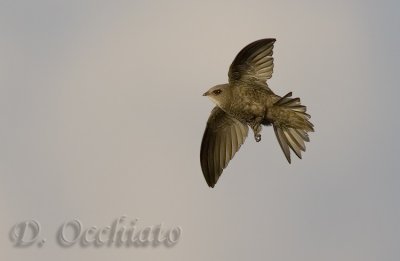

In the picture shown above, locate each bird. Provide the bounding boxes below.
[200,38,314,188]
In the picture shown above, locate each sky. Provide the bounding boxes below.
[1,0,400,260]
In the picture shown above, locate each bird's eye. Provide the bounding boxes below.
[213,89,222,95]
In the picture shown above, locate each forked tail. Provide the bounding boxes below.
[268,92,314,163]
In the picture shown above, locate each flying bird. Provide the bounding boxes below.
[200,38,314,187]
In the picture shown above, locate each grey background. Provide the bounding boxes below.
[1,0,399,260]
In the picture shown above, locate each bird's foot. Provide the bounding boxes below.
[255,134,261,142]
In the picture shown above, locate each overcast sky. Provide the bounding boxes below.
[1,0,400,260]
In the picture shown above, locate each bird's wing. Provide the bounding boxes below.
[200,107,248,187]
[228,38,276,85]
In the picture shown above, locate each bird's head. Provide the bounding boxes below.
[203,84,231,108]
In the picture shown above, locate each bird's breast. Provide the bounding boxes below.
[227,99,265,123]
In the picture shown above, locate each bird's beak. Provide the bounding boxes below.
[202,91,209,96]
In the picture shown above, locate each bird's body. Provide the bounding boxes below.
[228,82,277,124]
[201,39,314,187]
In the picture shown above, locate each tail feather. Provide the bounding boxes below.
[295,128,310,142]
[284,127,304,156]
[288,128,306,150]
[270,92,314,163]
[274,125,291,163]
